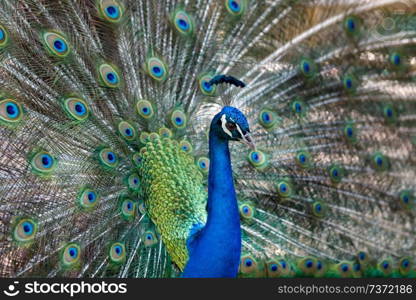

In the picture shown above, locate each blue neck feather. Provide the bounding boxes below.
[182,128,241,278]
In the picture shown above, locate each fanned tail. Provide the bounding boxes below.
[229,0,416,277]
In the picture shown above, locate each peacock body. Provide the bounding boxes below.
[0,0,416,278]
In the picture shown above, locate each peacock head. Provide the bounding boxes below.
[211,106,254,149]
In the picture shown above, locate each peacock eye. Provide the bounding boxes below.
[109,242,126,264]
[61,243,81,269]
[13,218,38,244]
[226,122,237,131]
[42,31,70,58]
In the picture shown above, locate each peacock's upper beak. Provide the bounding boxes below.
[240,133,255,150]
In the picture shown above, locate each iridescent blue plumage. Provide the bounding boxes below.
[184,107,251,277]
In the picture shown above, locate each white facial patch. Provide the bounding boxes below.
[235,123,245,140]
[221,114,233,138]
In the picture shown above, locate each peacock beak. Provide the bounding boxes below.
[240,133,255,150]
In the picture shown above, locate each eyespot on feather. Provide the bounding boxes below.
[127,173,140,192]
[398,256,413,276]
[328,164,344,184]
[299,58,318,78]
[342,73,359,94]
[239,254,258,276]
[41,31,70,58]
[30,151,57,175]
[0,24,10,48]
[0,99,24,124]
[60,243,81,269]
[311,200,326,218]
[334,261,353,278]
[63,97,90,121]
[295,150,312,169]
[179,140,193,154]
[398,190,414,211]
[297,257,317,276]
[77,187,99,211]
[225,0,247,16]
[171,9,195,36]
[258,108,279,129]
[377,258,393,276]
[136,100,155,119]
[170,109,187,130]
[12,217,38,245]
[118,121,137,141]
[98,0,124,23]
[198,73,216,96]
[266,259,289,278]
[109,242,126,264]
[97,147,119,169]
[196,157,209,174]
[382,104,398,125]
[145,56,168,82]
[343,15,361,37]
[291,99,307,117]
[239,202,255,220]
[159,127,173,138]
[143,230,158,247]
[276,179,294,199]
[120,198,136,221]
[247,150,268,170]
[343,123,358,144]
[370,151,390,172]
[98,63,121,88]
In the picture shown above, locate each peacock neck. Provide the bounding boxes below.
[206,132,240,232]
[182,129,241,278]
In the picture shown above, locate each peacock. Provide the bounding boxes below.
[0,0,415,278]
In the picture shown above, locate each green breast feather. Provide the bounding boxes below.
[138,133,207,270]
